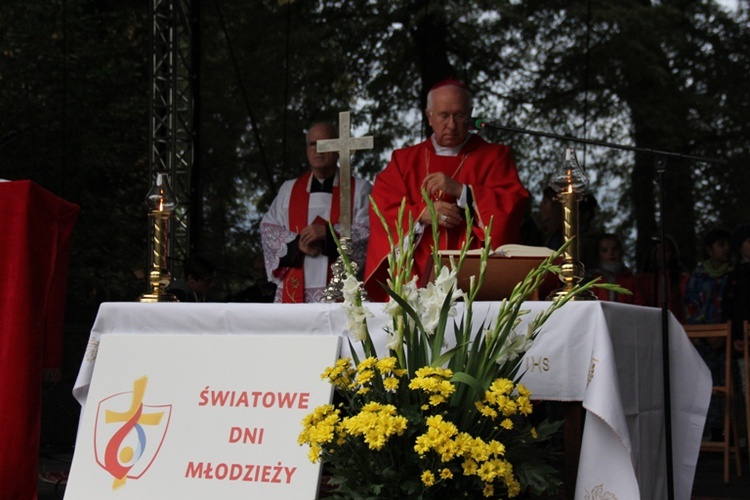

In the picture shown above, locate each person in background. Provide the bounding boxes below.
[261,122,372,303]
[364,79,529,300]
[724,223,750,347]
[634,235,690,323]
[685,227,732,325]
[578,191,601,271]
[722,223,750,408]
[538,186,563,251]
[586,233,636,303]
[684,227,732,442]
[166,255,217,302]
[226,255,276,303]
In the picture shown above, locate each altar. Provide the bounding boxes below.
[73,300,710,499]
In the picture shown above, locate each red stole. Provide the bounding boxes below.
[281,171,354,303]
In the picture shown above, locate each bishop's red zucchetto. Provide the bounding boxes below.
[429,78,467,92]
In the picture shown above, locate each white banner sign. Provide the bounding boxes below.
[66,333,341,499]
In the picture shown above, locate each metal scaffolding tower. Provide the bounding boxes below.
[149,0,198,272]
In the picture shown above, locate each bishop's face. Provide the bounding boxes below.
[426,85,472,148]
[306,124,339,180]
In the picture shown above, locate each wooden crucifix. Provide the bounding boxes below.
[316,111,373,238]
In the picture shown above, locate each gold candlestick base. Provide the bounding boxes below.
[547,261,597,301]
[138,291,179,302]
[138,269,179,302]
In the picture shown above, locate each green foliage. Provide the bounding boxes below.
[1,0,748,319]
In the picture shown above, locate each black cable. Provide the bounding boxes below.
[212,0,277,196]
[582,0,592,166]
[281,1,292,169]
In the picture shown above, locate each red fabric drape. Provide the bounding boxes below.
[0,180,79,498]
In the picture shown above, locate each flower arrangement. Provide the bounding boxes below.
[299,195,624,499]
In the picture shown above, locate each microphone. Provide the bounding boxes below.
[470,117,487,129]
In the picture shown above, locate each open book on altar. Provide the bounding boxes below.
[437,244,555,259]
[420,244,556,301]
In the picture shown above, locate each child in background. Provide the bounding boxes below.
[722,223,750,403]
[684,227,732,442]
[587,233,636,303]
[684,228,732,325]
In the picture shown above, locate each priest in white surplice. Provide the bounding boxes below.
[261,123,372,303]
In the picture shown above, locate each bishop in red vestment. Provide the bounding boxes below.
[364,80,529,300]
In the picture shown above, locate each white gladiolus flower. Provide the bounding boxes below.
[401,276,420,311]
[342,275,361,303]
[343,303,374,342]
[346,317,368,342]
[433,266,457,294]
[417,267,462,335]
[497,331,534,364]
[340,275,373,342]
[382,296,401,317]
[385,328,402,351]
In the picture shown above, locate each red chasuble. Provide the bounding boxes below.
[364,134,529,301]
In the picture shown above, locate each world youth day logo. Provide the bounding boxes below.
[93,376,172,490]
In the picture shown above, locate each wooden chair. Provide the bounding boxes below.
[684,322,742,483]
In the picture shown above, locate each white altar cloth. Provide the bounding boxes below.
[73,301,710,500]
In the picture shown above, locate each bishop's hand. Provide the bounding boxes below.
[422,172,463,200]
[419,200,462,228]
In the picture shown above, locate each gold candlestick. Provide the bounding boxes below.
[548,148,596,301]
[138,172,179,302]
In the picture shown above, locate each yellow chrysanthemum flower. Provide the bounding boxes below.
[476,401,498,418]
[516,383,531,398]
[489,378,514,395]
[421,470,435,486]
[357,357,378,370]
[487,439,505,456]
[440,468,453,480]
[477,461,497,482]
[507,476,521,497]
[462,458,478,475]
[356,368,375,385]
[501,418,513,430]
[376,356,397,373]
[498,395,518,416]
[341,402,407,451]
[321,358,356,388]
[517,396,533,416]
[383,377,400,391]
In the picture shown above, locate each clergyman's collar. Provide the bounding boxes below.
[431,134,472,156]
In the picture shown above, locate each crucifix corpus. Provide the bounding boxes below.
[317,111,374,302]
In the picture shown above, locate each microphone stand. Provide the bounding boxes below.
[474,117,726,500]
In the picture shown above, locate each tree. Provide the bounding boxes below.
[0,0,151,316]
[1,0,747,312]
